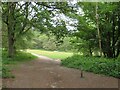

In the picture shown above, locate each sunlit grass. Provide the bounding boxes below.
[27,49,73,59]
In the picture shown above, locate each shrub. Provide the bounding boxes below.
[61,55,120,78]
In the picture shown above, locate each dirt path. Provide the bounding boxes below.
[3,54,118,88]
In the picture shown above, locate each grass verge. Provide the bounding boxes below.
[61,54,120,78]
[2,50,37,78]
[27,49,73,59]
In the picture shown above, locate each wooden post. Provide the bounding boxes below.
[81,70,83,78]
[80,65,83,78]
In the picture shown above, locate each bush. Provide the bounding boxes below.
[61,55,120,78]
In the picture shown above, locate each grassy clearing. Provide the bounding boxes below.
[61,55,120,78]
[2,50,37,78]
[27,49,73,59]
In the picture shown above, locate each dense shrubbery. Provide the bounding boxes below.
[61,55,120,78]
[2,50,37,78]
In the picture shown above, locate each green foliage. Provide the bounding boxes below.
[32,32,73,52]
[2,2,75,57]
[15,30,35,50]
[69,2,120,58]
[2,50,37,65]
[70,37,98,56]
[2,67,15,78]
[2,23,8,49]
[2,50,37,78]
[32,33,57,51]
[61,55,120,78]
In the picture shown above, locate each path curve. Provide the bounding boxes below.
[3,54,118,88]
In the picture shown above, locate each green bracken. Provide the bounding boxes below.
[61,55,120,78]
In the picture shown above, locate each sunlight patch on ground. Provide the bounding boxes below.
[27,49,73,59]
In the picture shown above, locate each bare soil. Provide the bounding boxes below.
[3,55,119,88]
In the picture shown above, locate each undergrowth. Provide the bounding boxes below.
[61,55,120,78]
[2,50,37,78]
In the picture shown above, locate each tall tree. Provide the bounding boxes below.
[95,2,102,56]
[76,2,120,58]
[2,2,74,58]
[2,2,32,57]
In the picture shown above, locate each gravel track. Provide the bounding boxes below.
[3,54,119,88]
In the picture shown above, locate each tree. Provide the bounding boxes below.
[72,2,120,58]
[98,2,120,58]
[3,1,119,58]
[2,2,75,58]
[2,2,33,57]
[95,2,102,56]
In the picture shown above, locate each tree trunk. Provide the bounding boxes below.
[7,3,15,58]
[89,45,92,56]
[116,40,120,57]
[96,2,102,56]
[112,14,115,58]
[8,28,15,58]
[116,15,120,57]
[106,32,113,58]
